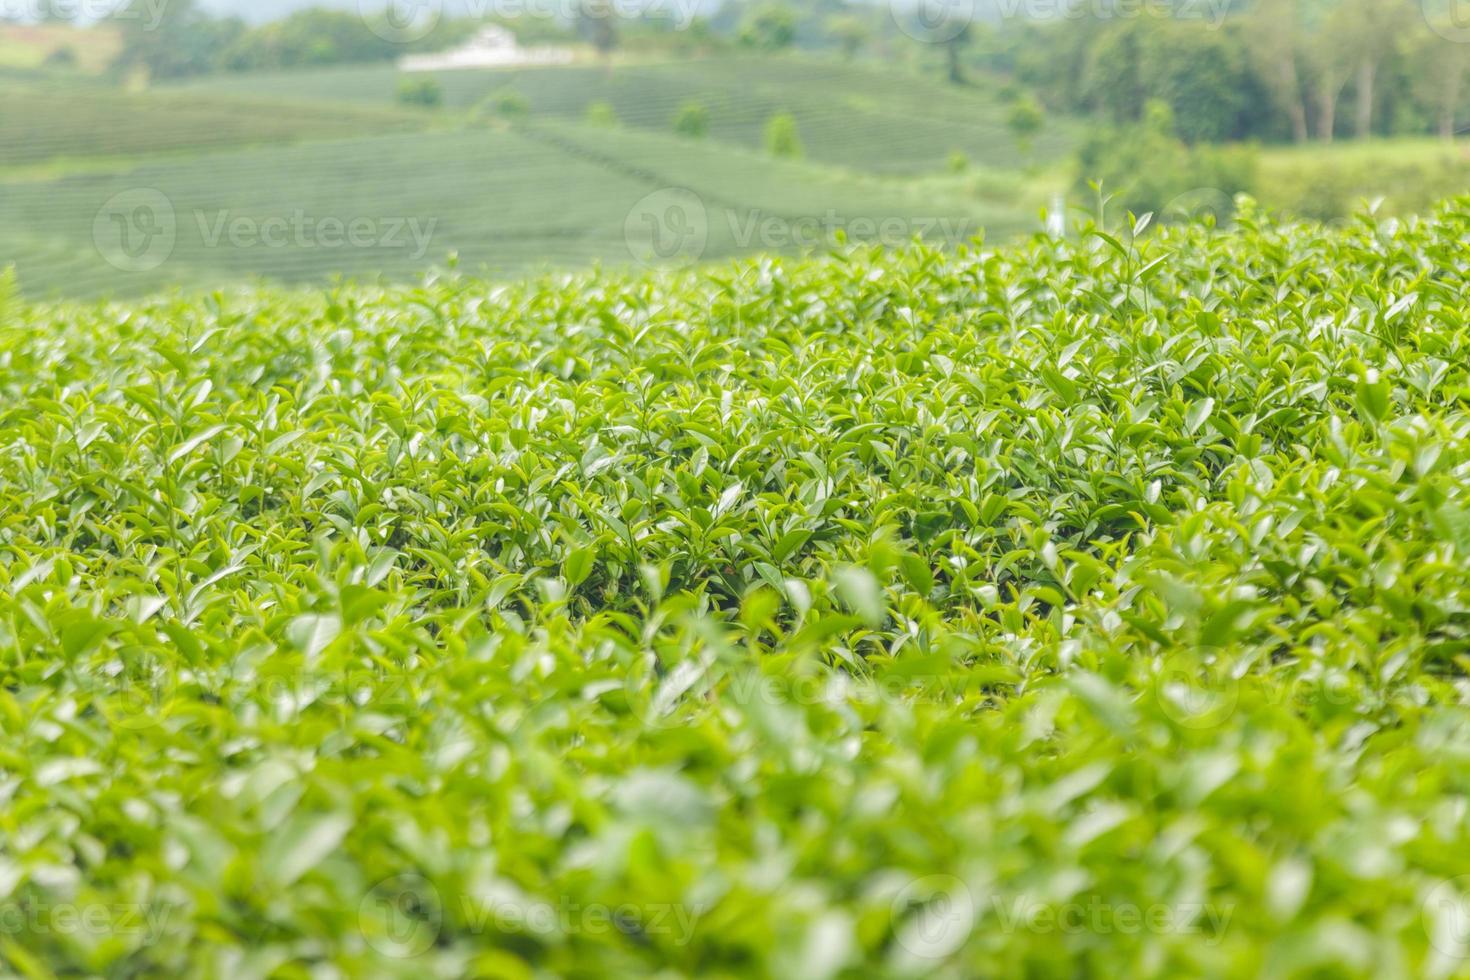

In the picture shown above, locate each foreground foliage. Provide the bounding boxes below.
[3,200,1470,978]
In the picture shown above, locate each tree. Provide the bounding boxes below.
[1089,18,1258,145]
[1411,21,1470,140]
[219,10,408,71]
[825,13,871,60]
[1247,0,1312,142]
[110,0,244,81]
[1337,0,1412,139]
[579,0,620,61]
[1075,99,1257,220]
[740,2,797,51]
[1298,0,1385,142]
[943,19,973,85]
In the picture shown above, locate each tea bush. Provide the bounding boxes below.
[3,199,1470,978]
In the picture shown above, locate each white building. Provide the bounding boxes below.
[399,27,575,73]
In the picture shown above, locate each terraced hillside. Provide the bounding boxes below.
[167,56,1077,174]
[0,123,1019,299]
[1,87,429,170]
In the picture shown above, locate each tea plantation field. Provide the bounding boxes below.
[0,122,1017,300]
[3,199,1470,976]
[1,86,428,170]
[166,56,1076,175]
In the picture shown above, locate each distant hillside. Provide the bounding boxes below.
[0,121,1024,299]
[167,56,1077,176]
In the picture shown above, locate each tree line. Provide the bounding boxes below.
[935,0,1470,144]
[53,0,1470,144]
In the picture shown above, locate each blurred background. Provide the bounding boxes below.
[1,0,1467,299]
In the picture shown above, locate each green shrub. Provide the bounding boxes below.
[672,99,710,139]
[764,111,803,159]
[493,89,530,119]
[1076,101,1257,222]
[584,100,620,127]
[395,77,442,109]
[1007,94,1044,153]
[1256,148,1470,221]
